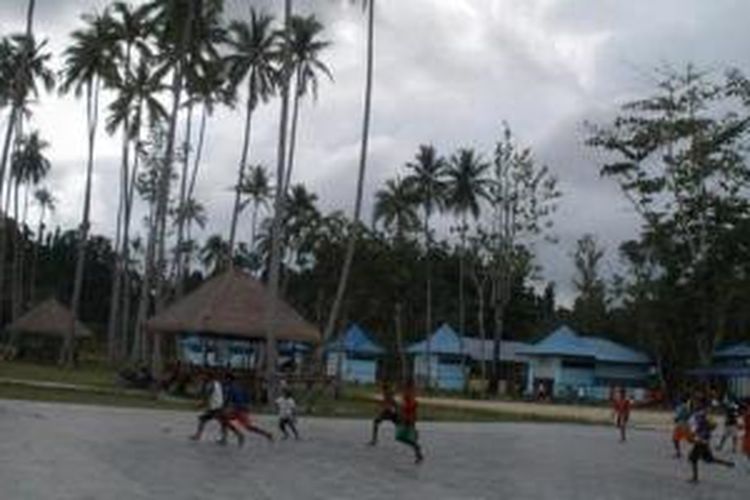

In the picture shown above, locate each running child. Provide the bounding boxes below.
[612,387,631,443]
[369,382,399,446]
[395,381,424,464]
[275,388,300,440]
[672,395,692,459]
[716,399,740,453]
[687,398,734,483]
[741,400,750,472]
[190,370,224,441]
[220,372,274,446]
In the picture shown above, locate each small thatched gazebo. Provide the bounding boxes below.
[6,298,94,360]
[146,269,320,369]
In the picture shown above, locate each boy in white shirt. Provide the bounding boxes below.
[190,371,225,441]
[275,388,300,440]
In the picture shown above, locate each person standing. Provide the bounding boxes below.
[741,401,750,471]
[672,396,693,459]
[276,388,300,440]
[368,382,399,446]
[395,381,424,464]
[190,371,225,442]
[612,387,631,443]
[716,399,740,453]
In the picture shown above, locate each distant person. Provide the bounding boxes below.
[395,381,424,464]
[687,398,734,483]
[612,387,631,443]
[536,382,547,401]
[672,396,693,459]
[716,399,740,453]
[740,400,750,471]
[368,382,399,446]
[220,373,273,446]
[276,388,300,440]
[190,371,225,442]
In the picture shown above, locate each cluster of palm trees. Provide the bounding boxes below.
[0,0,348,369]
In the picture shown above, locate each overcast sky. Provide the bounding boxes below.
[2,0,750,306]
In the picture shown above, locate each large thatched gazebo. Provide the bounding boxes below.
[5,298,94,360]
[146,269,320,369]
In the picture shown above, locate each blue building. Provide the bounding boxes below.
[408,324,469,390]
[326,324,385,384]
[689,342,750,399]
[519,325,652,400]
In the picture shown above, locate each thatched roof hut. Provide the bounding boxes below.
[6,298,94,339]
[146,269,320,344]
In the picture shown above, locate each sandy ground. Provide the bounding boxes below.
[0,399,748,500]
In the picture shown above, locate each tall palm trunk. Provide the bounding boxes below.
[282,75,302,194]
[174,100,193,297]
[106,161,125,362]
[65,76,100,367]
[424,204,432,387]
[12,175,22,321]
[182,104,208,282]
[458,212,468,388]
[228,80,256,257]
[120,123,141,359]
[133,201,157,363]
[30,203,46,305]
[266,0,294,397]
[322,0,375,351]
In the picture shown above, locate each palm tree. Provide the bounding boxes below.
[322,0,376,351]
[175,195,206,279]
[200,234,230,276]
[30,187,54,304]
[373,178,419,241]
[281,14,332,193]
[10,131,50,317]
[105,1,153,362]
[224,9,278,255]
[445,147,490,358]
[404,144,447,386]
[238,164,272,254]
[59,9,120,366]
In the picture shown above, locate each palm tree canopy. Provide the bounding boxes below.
[200,234,230,274]
[12,131,51,186]
[445,147,490,219]
[34,187,56,212]
[238,164,272,211]
[224,10,279,107]
[0,34,55,104]
[404,144,447,215]
[60,11,121,97]
[284,14,333,100]
[373,177,420,238]
[106,57,168,136]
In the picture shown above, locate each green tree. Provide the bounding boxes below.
[60,10,120,366]
[571,234,608,334]
[374,178,420,243]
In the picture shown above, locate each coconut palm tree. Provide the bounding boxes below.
[10,131,50,316]
[59,9,120,366]
[238,163,272,254]
[105,1,153,362]
[224,9,278,255]
[30,186,54,305]
[322,0,376,349]
[175,195,206,279]
[200,234,230,276]
[281,14,332,193]
[373,178,420,242]
[404,144,447,385]
[445,147,490,348]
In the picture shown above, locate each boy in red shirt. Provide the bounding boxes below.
[612,387,631,443]
[396,381,424,464]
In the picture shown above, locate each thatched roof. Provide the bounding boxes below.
[146,269,321,344]
[6,298,94,339]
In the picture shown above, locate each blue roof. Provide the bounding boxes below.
[328,324,385,355]
[407,324,465,356]
[714,342,750,359]
[518,325,650,364]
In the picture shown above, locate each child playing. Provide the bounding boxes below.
[612,387,631,443]
[275,388,300,440]
[687,398,734,483]
[369,382,399,446]
[190,370,225,441]
[741,401,750,471]
[716,399,740,453]
[220,373,274,446]
[395,381,424,464]
[672,396,692,459]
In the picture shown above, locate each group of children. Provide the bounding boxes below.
[189,371,300,446]
[662,392,750,482]
[189,372,424,464]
